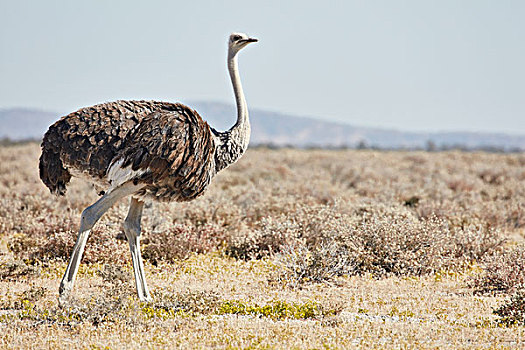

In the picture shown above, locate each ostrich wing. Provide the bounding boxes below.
[109,108,217,202]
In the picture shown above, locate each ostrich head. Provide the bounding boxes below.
[228,32,258,56]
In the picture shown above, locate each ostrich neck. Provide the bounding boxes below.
[228,51,250,140]
[213,50,251,172]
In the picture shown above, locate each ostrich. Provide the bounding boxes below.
[39,32,258,301]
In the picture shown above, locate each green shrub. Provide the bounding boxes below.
[216,299,333,320]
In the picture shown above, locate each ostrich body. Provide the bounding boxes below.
[39,33,257,301]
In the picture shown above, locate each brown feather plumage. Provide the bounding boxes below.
[39,100,217,199]
[113,107,216,202]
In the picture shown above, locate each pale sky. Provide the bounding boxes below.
[1,0,524,134]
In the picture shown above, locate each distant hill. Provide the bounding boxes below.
[193,102,525,151]
[1,103,524,151]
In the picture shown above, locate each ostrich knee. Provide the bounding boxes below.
[79,206,98,232]
[123,219,141,241]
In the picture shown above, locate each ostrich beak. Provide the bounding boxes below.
[244,38,258,43]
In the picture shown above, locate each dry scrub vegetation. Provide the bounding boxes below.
[1,143,524,348]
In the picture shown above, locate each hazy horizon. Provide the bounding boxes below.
[1,1,524,135]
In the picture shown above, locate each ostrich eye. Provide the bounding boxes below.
[232,35,242,41]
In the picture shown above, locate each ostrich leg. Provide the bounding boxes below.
[123,197,151,301]
[59,182,141,301]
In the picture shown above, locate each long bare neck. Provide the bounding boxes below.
[227,49,250,143]
[213,49,251,172]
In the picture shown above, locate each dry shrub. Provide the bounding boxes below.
[225,219,287,260]
[142,223,226,263]
[9,223,130,265]
[5,287,135,328]
[471,245,525,294]
[351,214,450,276]
[262,204,503,285]
[226,204,351,260]
[9,229,75,263]
[452,223,505,261]
[494,288,525,326]
[50,265,136,327]
[0,264,134,328]
[53,289,134,327]
[275,241,355,287]
[416,200,524,234]
[506,203,525,229]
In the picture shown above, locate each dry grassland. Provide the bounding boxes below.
[1,144,524,349]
